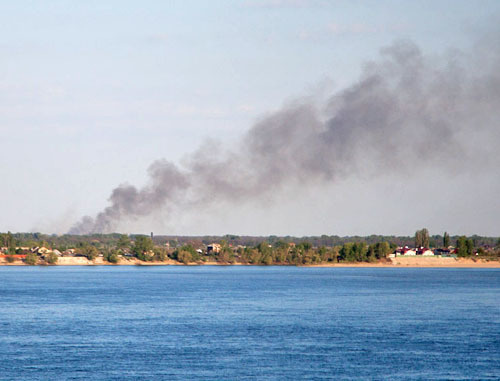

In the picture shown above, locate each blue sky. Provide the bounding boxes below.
[1,1,499,235]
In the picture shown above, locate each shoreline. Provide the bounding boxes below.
[0,257,499,268]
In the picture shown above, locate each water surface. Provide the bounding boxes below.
[0,266,498,380]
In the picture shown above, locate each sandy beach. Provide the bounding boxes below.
[307,257,500,268]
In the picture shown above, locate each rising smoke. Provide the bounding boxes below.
[69,39,500,234]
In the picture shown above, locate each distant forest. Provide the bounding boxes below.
[2,231,499,250]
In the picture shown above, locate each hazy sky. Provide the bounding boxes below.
[1,0,499,236]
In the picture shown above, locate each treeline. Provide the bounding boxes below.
[2,231,500,265]
[169,240,391,265]
[152,234,439,248]
[0,232,125,250]
[2,232,499,251]
[144,233,500,249]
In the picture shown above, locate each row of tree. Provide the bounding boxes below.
[2,230,500,265]
[2,231,500,253]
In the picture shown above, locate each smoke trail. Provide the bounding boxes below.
[69,39,500,234]
[71,161,189,234]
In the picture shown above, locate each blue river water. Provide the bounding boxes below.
[0,266,498,380]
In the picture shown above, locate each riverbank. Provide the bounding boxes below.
[307,257,500,268]
[0,256,499,267]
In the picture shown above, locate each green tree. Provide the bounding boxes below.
[47,252,58,265]
[181,244,198,257]
[339,243,356,262]
[443,232,450,248]
[257,242,272,256]
[25,253,38,265]
[366,245,377,262]
[299,242,312,252]
[366,242,389,261]
[456,236,474,257]
[275,241,289,250]
[261,254,272,265]
[354,242,367,261]
[132,236,154,259]
[107,252,119,264]
[415,228,430,248]
[456,236,467,257]
[466,238,474,256]
[38,240,49,248]
[81,245,99,261]
[273,248,287,263]
[217,249,231,263]
[249,249,261,264]
[5,255,15,263]
[375,242,390,259]
[6,231,15,247]
[5,231,17,254]
[104,249,119,263]
[339,242,368,262]
[380,241,391,258]
[153,248,167,262]
[331,246,340,262]
[177,250,192,264]
[172,245,199,262]
[317,246,330,262]
[117,234,131,250]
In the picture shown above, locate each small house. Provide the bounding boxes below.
[417,247,434,256]
[207,243,221,254]
[394,246,416,256]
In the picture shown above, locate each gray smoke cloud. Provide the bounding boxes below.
[69,39,500,234]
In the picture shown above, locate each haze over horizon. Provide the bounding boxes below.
[1,1,499,237]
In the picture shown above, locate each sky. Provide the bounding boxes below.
[1,0,499,236]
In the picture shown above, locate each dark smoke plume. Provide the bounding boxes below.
[69,39,500,234]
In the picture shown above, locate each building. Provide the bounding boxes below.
[417,247,434,256]
[434,248,451,256]
[207,243,221,254]
[394,246,416,256]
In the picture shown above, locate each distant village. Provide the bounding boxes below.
[0,242,225,260]
[0,243,493,259]
[0,229,498,265]
[1,242,233,262]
